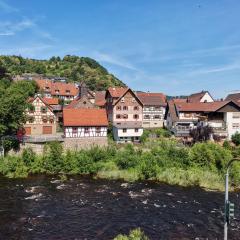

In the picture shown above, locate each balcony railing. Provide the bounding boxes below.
[23,134,64,143]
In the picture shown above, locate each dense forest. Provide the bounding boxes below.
[0,55,125,90]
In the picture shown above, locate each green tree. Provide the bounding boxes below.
[232,132,240,146]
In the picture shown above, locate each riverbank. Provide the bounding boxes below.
[0,138,240,191]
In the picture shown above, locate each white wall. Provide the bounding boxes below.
[65,127,107,138]
[224,112,240,139]
[200,92,214,102]
[113,126,143,142]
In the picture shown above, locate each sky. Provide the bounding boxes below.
[0,0,240,98]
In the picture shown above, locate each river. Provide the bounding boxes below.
[0,175,239,240]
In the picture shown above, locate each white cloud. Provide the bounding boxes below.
[0,19,34,36]
[0,0,18,12]
[93,52,139,71]
[0,44,53,58]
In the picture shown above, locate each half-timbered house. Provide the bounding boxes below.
[24,96,57,135]
[106,87,143,143]
[63,109,108,138]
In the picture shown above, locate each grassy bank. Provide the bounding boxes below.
[0,138,240,191]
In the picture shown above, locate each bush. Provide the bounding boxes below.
[43,141,63,173]
[113,228,149,240]
[232,132,240,146]
[115,144,141,169]
[140,153,159,179]
[189,142,232,171]
[22,148,36,167]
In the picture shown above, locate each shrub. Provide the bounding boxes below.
[115,144,140,169]
[232,132,240,146]
[113,228,149,240]
[0,155,28,178]
[223,140,232,150]
[140,153,159,179]
[189,142,232,171]
[22,148,36,167]
[43,141,63,173]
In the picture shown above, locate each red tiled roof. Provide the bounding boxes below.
[225,93,240,102]
[172,98,187,103]
[36,79,78,97]
[187,91,208,102]
[107,87,128,98]
[95,91,106,107]
[137,92,166,106]
[63,109,108,127]
[175,101,230,112]
[42,98,59,105]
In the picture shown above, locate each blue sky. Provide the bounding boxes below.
[0,0,240,98]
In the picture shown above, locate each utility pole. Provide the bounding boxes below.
[224,158,240,240]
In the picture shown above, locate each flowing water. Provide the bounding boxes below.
[0,175,240,240]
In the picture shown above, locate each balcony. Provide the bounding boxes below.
[174,125,191,136]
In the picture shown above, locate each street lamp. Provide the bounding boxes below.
[224,158,240,240]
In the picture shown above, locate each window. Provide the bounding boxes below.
[28,116,35,123]
[41,106,47,113]
[72,127,78,134]
[233,113,240,119]
[123,128,127,133]
[154,115,160,119]
[66,90,70,94]
[84,127,89,134]
[144,115,150,119]
[42,116,48,123]
[135,128,139,132]
[132,98,136,102]
[116,106,121,110]
[134,106,139,110]
[49,116,54,124]
[123,106,128,110]
[55,89,60,94]
[134,114,139,119]
[123,114,128,119]
[116,114,121,119]
[232,123,240,129]
[96,127,101,134]
[121,97,125,103]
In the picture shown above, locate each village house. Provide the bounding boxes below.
[165,100,240,140]
[225,92,240,103]
[105,87,143,143]
[24,96,57,135]
[64,82,106,110]
[186,91,214,103]
[136,92,167,128]
[63,108,108,149]
[36,79,78,100]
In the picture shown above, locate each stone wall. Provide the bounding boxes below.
[63,137,108,151]
[10,137,108,155]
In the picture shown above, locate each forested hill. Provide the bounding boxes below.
[0,55,125,90]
